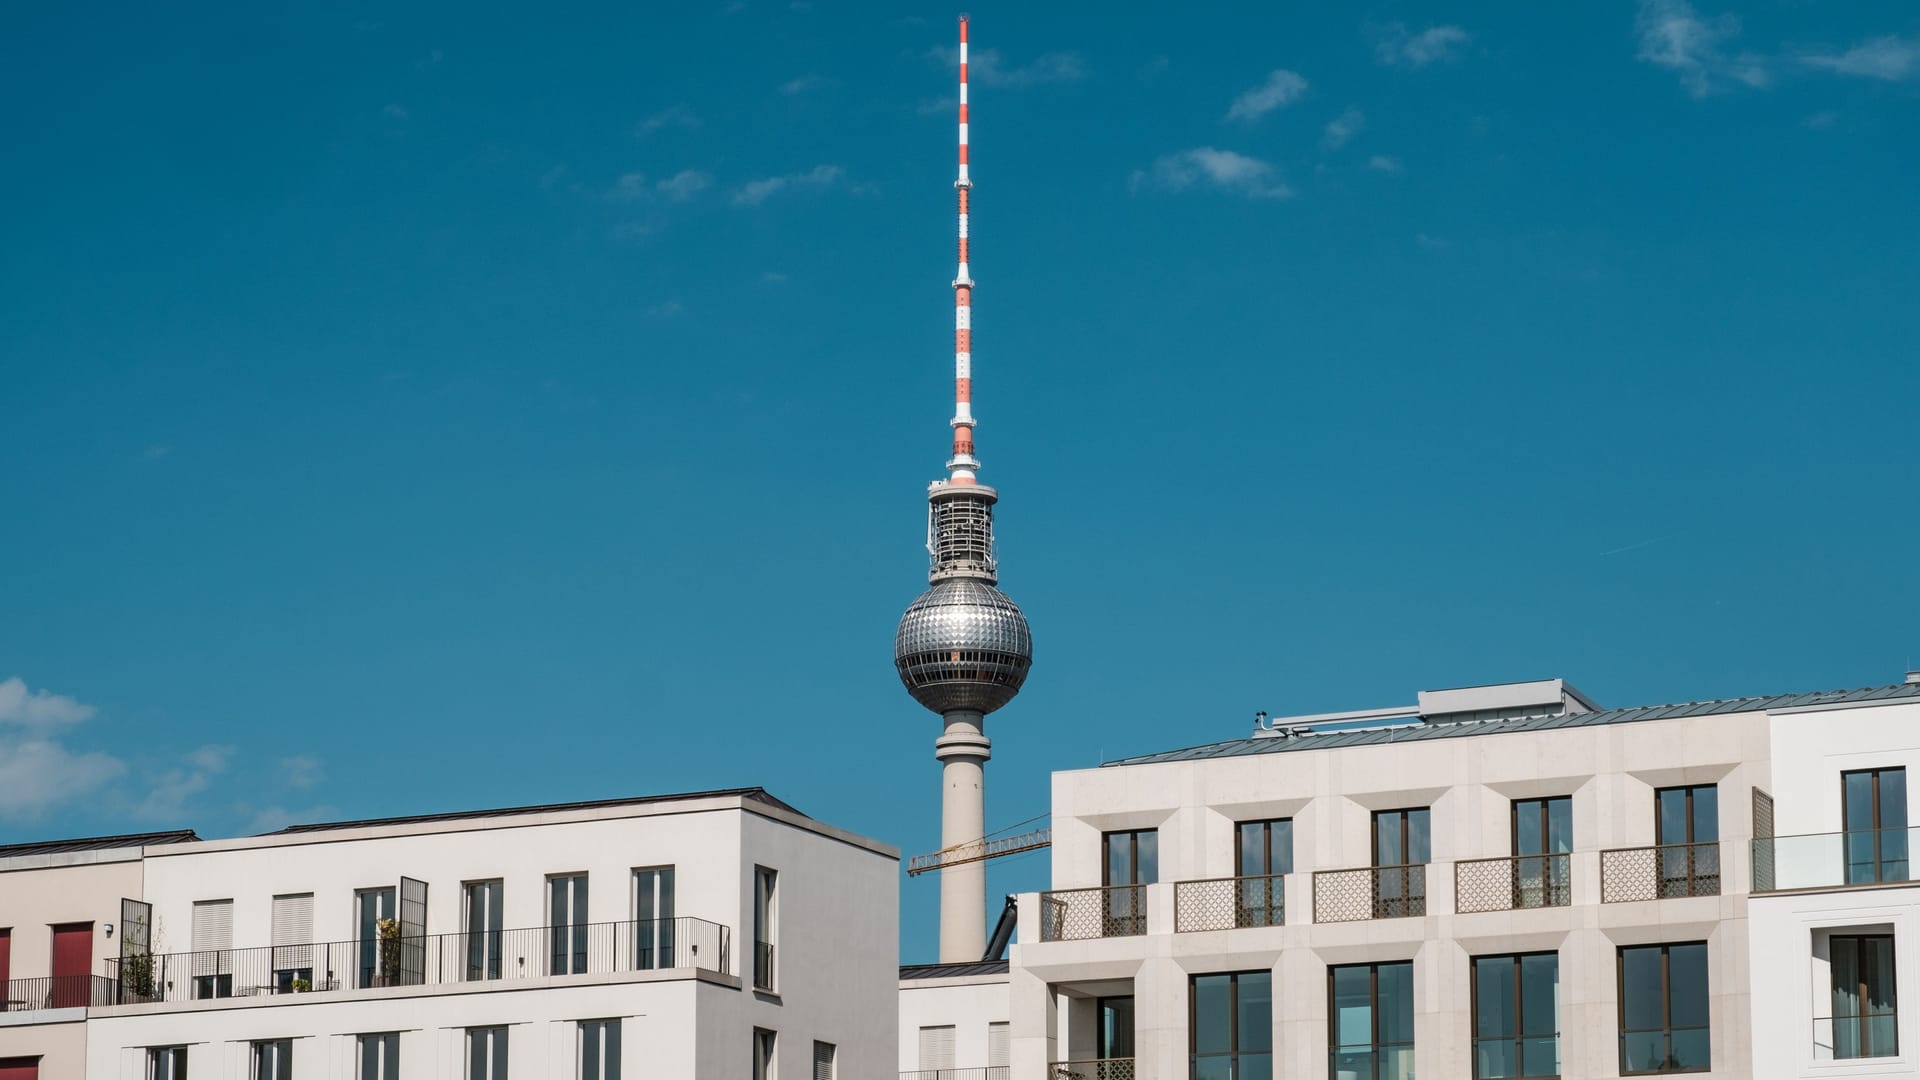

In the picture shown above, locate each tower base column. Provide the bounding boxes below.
[935,709,992,964]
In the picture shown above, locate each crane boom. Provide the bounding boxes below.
[907,827,1051,876]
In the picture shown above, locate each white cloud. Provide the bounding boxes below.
[1417,232,1449,249]
[761,271,789,284]
[611,172,650,201]
[1130,148,1293,199]
[0,737,125,820]
[0,676,96,728]
[656,170,712,201]
[636,104,700,137]
[1369,154,1404,173]
[933,46,1085,89]
[280,754,324,791]
[644,299,686,318]
[1226,69,1309,122]
[732,164,845,206]
[1801,36,1920,81]
[133,744,233,822]
[1323,107,1365,149]
[1635,0,1768,97]
[1375,23,1471,67]
[382,103,409,120]
[780,74,826,95]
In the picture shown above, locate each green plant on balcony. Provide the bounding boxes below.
[376,917,403,984]
[290,977,310,993]
[120,952,156,1001]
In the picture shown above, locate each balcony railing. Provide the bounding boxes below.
[1752,827,1914,893]
[1174,874,1284,932]
[1049,1059,1134,1080]
[1600,842,1720,902]
[1313,864,1427,923]
[1456,853,1572,913]
[101,916,730,1005]
[1813,1013,1899,1060]
[899,1070,1009,1080]
[753,941,775,991]
[1,974,118,1011]
[1039,885,1147,941]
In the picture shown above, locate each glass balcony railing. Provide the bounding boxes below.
[1753,827,1914,893]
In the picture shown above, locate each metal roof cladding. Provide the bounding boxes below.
[0,829,200,857]
[267,787,807,835]
[899,960,1011,980]
[1104,683,1920,767]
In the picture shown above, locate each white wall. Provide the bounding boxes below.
[898,974,1009,1071]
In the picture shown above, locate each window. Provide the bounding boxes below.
[253,1041,292,1080]
[147,1047,188,1080]
[271,894,314,992]
[190,900,233,999]
[1842,769,1908,884]
[1511,798,1572,908]
[356,1034,399,1080]
[752,1029,776,1080]
[1830,934,1897,1059]
[1236,819,1291,927]
[1372,809,1430,917]
[811,1041,834,1080]
[356,887,397,988]
[467,1027,507,1080]
[580,1019,621,1080]
[633,867,675,969]
[0,929,9,993]
[1098,995,1135,1059]
[1191,970,1272,1079]
[988,1022,1009,1069]
[1330,961,1413,1080]
[754,866,777,991]
[1654,786,1719,897]
[549,873,589,975]
[464,881,504,981]
[1472,953,1559,1078]
[1618,942,1709,1074]
[1103,830,1156,935]
[917,1026,955,1071]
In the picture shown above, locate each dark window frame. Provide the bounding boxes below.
[1829,933,1898,1060]
[1371,808,1430,918]
[1102,830,1157,886]
[1328,960,1414,1080]
[1471,951,1561,1079]
[1841,768,1908,885]
[1190,970,1271,1078]
[1653,786,1720,898]
[1616,942,1710,1075]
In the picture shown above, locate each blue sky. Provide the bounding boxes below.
[2,2,1916,961]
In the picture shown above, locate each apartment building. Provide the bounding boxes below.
[900,959,1010,1079]
[0,831,197,1080]
[992,676,1920,1080]
[77,787,896,1080]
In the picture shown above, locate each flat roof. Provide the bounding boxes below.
[267,786,809,835]
[0,829,199,857]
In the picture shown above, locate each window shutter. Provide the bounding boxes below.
[989,1021,1009,1067]
[272,894,314,970]
[191,899,233,975]
[918,1026,955,1070]
[1752,788,1776,893]
[812,1041,834,1080]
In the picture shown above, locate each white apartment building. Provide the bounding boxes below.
[974,676,1920,1080]
[898,959,1010,1080]
[78,787,896,1080]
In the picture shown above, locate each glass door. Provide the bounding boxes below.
[1843,769,1908,885]
[1511,797,1572,907]
[634,867,675,969]
[1655,786,1719,897]
[1372,809,1430,917]
[356,887,397,988]
[550,874,590,975]
[1236,819,1291,928]
[1096,995,1136,1061]
[1102,831,1156,935]
[464,881,504,981]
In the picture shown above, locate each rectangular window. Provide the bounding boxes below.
[633,867,675,969]
[148,1047,188,1080]
[549,873,589,975]
[271,894,314,992]
[811,1041,834,1080]
[988,1022,1009,1068]
[467,1027,507,1080]
[0,928,9,993]
[1618,942,1709,1074]
[1472,953,1559,1079]
[356,1034,399,1080]
[356,887,397,988]
[752,1029,776,1080]
[190,900,233,999]
[464,880,504,981]
[1830,934,1897,1059]
[253,1041,292,1080]
[1191,970,1272,1079]
[1097,995,1135,1059]
[580,1019,621,1080]
[917,1026,955,1070]
[1511,798,1572,908]
[1654,786,1720,898]
[1236,819,1291,928]
[754,867,777,991]
[1372,809,1430,917]
[1102,830,1156,935]
[1842,769,1908,884]
[1330,961,1413,1080]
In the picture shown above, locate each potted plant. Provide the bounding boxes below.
[376,917,403,985]
[290,977,310,993]
[120,952,156,1003]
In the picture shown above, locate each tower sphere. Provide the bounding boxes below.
[894,578,1033,715]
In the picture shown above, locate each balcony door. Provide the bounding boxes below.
[49,923,92,1008]
[1102,830,1156,936]
[1236,819,1291,928]
[1097,994,1136,1061]
[356,887,397,988]
[1843,768,1908,885]
[549,873,589,975]
[464,880,504,981]
[1372,809,1430,917]
[633,867,675,970]
[1511,797,1572,908]
[1655,786,1719,897]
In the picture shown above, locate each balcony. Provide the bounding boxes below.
[1313,864,1427,923]
[1753,827,1913,893]
[102,916,730,1005]
[900,1071,1009,1080]
[1,974,117,1012]
[1049,1059,1133,1080]
[1174,874,1284,932]
[1455,853,1572,913]
[1600,842,1720,902]
[1039,886,1147,941]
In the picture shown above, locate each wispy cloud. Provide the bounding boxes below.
[0,677,125,820]
[0,676,97,727]
[1417,232,1449,249]
[933,45,1085,88]
[644,299,686,318]
[1369,154,1404,174]
[780,73,828,95]
[131,744,234,823]
[611,172,651,201]
[279,754,324,791]
[1800,35,1920,81]
[1130,148,1293,200]
[656,169,712,201]
[1634,0,1768,97]
[761,271,789,284]
[732,164,846,206]
[1322,107,1365,149]
[1140,55,1170,80]
[382,103,409,120]
[1374,23,1471,67]
[636,104,700,137]
[1226,69,1309,122]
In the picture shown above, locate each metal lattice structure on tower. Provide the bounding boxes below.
[894,15,1035,965]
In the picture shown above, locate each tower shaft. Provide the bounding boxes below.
[937,710,990,962]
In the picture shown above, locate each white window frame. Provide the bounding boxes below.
[467,1026,508,1080]
[252,1040,293,1080]
[356,1033,400,1080]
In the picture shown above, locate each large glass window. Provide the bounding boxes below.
[253,1041,292,1080]
[467,1027,507,1080]
[754,866,777,991]
[1103,830,1156,935]
[1511,798,1572,908]
[356,887,397,988]
[549,873,589,975]
[1473,953,1559,1078]
[1192,971,1272,1080]
[752,1029,776,1080]
[1655,787,1719,897]
[356,1035,399,1080]
[147,1048,188,1080]
[1372,809,1430,917]
[1236,820,1291,928]
[634,867,676,969]
[1618,942,1709,1074]
[1830,934,1897,1059]
[1098,995,1136,1060]
[464,881,503,981]
[580,1019,621,1080]
[1329,961,1413,1080]
[1842,769,1908,885]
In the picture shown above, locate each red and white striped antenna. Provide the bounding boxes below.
[947,14,979,485]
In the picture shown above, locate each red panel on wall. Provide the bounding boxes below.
[0,928,11,991]
[0,1057,40,1080]
[49,923,91,1008]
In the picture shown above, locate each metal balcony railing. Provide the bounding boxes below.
[1049,1059,1134,1080]
[1600,842,1721,902]
[1039,885,1147,941]
[1455,853,1572,913]
[1752,827,1914,893]
[0,975,118,1011]
[753,941,775,991]
[899,1070,1009,1080]
[1174,874,1284,932]
[1313,864,1427,922]
[102,916,730,1005]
